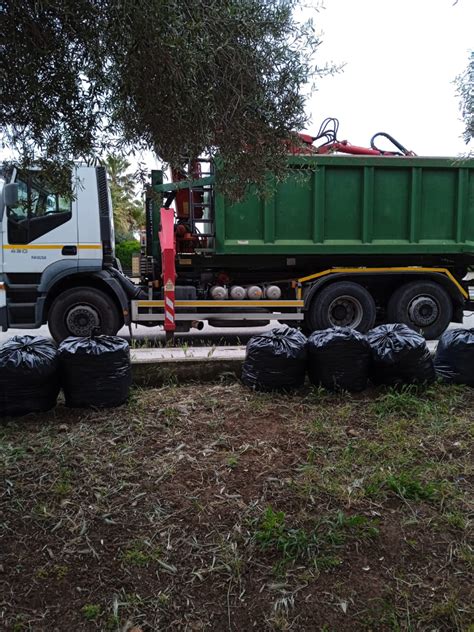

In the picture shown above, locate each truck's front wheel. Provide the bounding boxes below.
[48,287,122,342]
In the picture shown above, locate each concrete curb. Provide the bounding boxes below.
[130,340,439,386]
[131,346,245,386]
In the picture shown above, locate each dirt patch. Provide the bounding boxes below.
[1,382,473,631]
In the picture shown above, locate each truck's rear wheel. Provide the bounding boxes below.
[48,287,122,342]
[306,281,376,333]
[387,281,452,340]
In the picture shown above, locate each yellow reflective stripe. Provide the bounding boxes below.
[178,300,304,307]
[3,244,62,249]
[2,244,102,250]
[298,266,469,299]
[136,300,304,308]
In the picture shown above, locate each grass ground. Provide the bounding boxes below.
[1,381,473,631]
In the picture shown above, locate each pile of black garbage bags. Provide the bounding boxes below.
[0,334,131,417]
[242,324,474,392]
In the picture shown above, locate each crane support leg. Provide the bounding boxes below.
[159,207,176,344]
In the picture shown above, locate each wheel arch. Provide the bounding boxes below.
[43,272,129,326]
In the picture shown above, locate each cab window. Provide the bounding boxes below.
[7,170,72,244]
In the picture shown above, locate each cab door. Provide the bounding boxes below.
[2,169,79,276]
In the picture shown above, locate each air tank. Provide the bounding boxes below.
[264,285,282,300]
[247,286,263,300]
[210,285,228,300]
[230,285,246,300]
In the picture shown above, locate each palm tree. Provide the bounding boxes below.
[104,154,144,237]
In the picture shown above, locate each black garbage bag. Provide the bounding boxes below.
[367,323,435,386]
[241,326,307,391]
[58,335,131,407]
[434,328,474,385]
[308,327,371,392]
[0,335,59,416]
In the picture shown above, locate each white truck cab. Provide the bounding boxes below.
[0,165,140,340]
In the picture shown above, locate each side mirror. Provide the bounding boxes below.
[4,183,19,207]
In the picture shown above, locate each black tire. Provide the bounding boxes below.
[387,280,453,340]
[306,281,376,333]
[48,287,122,342]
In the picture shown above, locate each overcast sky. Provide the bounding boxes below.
[303,0,473,156]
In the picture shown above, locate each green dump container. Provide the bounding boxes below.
[215,155,474,257]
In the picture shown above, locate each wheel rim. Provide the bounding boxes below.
[65,304,101,336]
[327,295,363,328]
[408,295,439,327]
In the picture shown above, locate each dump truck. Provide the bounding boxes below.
[1,144,473,342]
